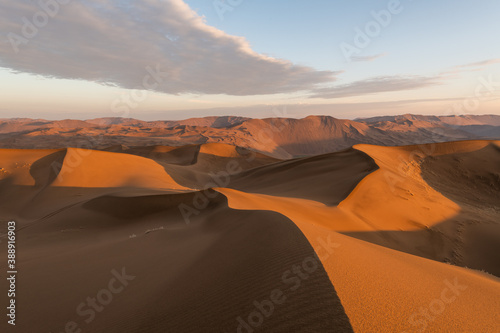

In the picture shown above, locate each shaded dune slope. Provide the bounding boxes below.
[216,140,500,332]
[228,148,378,206]
[1,192,353,332]
[0,144,352,332]
[0,140,499,332]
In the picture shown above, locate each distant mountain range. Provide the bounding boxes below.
[1,114,499,158]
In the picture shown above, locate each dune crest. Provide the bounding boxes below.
[51,148,188,190]
[216,140,500,332]
[0,140,498,332]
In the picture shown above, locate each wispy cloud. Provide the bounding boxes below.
[441,58,500,76]
[350,53,387,62]
[455,58,500,70]
[0,0,339,96]
[310,75,442,99]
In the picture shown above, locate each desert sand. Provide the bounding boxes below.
[2,115,500,157]
[0,140,499,332]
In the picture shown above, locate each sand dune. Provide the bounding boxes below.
[0,140,499,332]
[52,148,188,190]
[0,148,64,186]
[217,140,500,331]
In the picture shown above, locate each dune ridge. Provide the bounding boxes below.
[216,140,500,332]
[0,140,499,332]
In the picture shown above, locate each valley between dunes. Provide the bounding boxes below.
[1,140,499,332]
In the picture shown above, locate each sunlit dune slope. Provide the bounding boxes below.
[1,193,353,332]
[0,140,499,333]
[217,187,500,332]
[0,148,64,185]
[157,143,280,189]
[216,140,500,332]
[51,148,188,190]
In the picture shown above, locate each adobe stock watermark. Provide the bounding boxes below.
[340,0,411,62]
[383,73,500,194]
[213,0,244,21]
[178,156,253,225]
[383,142,435,195]
[7,0,72,54]
[233,234,340,333]
[50,62,169,178]
[6,221,17,326]
[178,106,292,225]
[49,134,106,182]
[446,74,500,115]
[110,63,169,118]
[49,267,135,333]
[401,277,468,332]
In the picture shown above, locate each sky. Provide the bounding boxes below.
[0,0,499,120]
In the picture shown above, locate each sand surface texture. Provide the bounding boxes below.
[1,141,499,332]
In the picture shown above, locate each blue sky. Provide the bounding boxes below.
[188,0,500,71]
[0,0,499,120]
